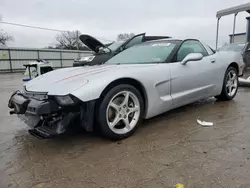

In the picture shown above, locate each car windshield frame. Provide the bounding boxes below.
[219,43,245,52]
[105,41,179,65]
[107,41,126,52]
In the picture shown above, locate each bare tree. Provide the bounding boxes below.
[55,30,89,50]
[0,16,13,46]
[116,33,135,41]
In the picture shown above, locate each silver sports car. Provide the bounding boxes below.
[8,39,243,140]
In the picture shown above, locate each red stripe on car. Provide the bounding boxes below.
[54,66,113,83]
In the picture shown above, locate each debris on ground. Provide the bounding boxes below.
[36,183,45,188]
[197,119,214,127]
[175,183,184,188]
[116,140,123,145]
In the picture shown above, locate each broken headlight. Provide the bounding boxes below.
[55,95,75,106]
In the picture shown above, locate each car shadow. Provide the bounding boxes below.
[12,97,236,153]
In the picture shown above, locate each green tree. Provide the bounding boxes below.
[55,30,89,50]
[116,33,135,41]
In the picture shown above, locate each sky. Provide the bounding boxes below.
[0,0,250,48]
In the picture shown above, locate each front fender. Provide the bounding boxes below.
[70,65,156,102]
[71,78,114,101]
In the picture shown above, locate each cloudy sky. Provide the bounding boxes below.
[0,0,250,48]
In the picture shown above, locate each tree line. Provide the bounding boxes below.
[0,16,13,45]
[47,31,135,50]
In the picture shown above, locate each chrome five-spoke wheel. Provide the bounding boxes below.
[215,66,238,101]
[226,70,237,97]
[97,84,144,140]
[106,91,140,135]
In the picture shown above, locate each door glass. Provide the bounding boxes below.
[201,41,215,55]
[177,40,208,62]
[124,35,144,49]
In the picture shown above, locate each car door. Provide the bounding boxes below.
[122,33,146,50]
[170,40,218,109]
[243,42,250,67]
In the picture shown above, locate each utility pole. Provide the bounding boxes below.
[76,30,80,57]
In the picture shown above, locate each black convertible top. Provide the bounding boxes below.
[143,36,170,42]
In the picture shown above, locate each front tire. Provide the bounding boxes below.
[97,84,144,140]
[215,66,238,101]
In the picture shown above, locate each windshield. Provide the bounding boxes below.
[105,42,176,64]
[108,41,126,51]
[220,43,245,52]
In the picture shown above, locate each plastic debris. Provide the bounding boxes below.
[117,140,123,145]
[90,164,94,168]
[197,119,214,127]
[36,183,45,188]
[175,183,184,188]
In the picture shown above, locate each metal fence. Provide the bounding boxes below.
[0,47,93,72]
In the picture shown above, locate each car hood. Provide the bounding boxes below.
[79,34,107,53]
[24,65,116,95]
[24,64,155,95]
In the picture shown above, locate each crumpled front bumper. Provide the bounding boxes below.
[8,91,80,139]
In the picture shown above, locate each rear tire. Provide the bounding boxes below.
[215,66,238,101]
[96,84,144,140]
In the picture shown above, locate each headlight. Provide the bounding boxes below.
[55,95,75,105]
[79,56,95,62]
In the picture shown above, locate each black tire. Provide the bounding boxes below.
[96,84,144,140]
[215,66,238,101]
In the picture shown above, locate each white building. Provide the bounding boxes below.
[229,32,246,43]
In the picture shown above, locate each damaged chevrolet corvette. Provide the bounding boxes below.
[8,39,244,140]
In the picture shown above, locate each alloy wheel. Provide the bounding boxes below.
[226,70,238,97]
[106,91,140,134]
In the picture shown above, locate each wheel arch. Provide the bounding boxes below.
[228,62,239,73]
[98,78,148,117]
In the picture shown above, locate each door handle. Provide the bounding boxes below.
[210,58,216,63]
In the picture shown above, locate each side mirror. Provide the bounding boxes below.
[98,47,105,52]
[181,53,203,65]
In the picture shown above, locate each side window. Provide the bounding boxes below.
[201,41,215,55]
[177,40,208,62]
[124,35,144,49]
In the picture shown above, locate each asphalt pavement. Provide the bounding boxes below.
[1,72,250,188]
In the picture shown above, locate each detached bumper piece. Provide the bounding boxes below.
[28,126,57,139]
[8,92,80,139]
